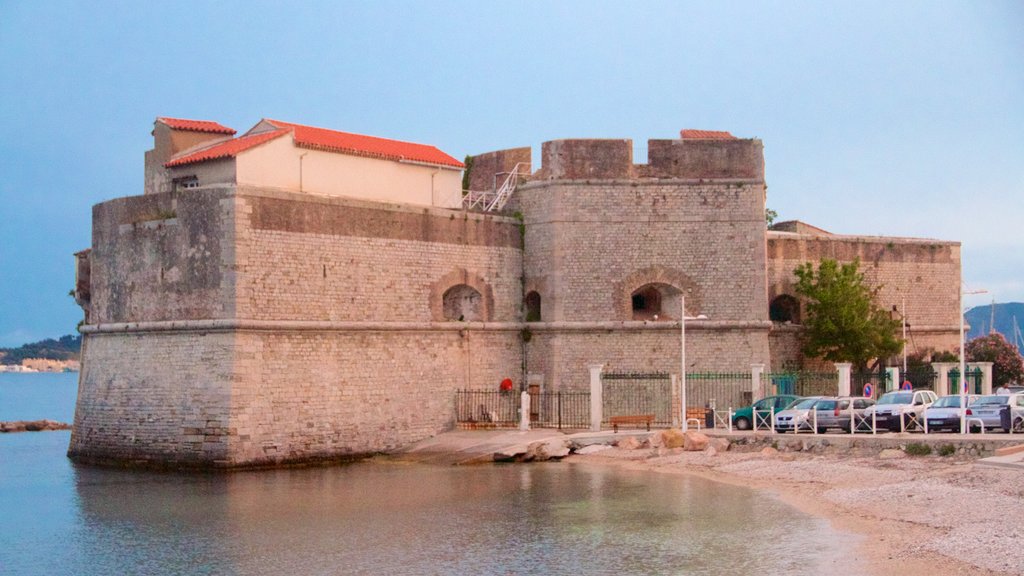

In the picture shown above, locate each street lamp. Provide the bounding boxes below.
[680,295,707,431]
[960,285,988,434]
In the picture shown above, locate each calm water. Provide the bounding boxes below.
[0,373,860,575]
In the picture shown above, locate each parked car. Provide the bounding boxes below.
[774,397,825,432]
[809,396,877,433]
[923,394,980,432]
[731,394,801,430]
[862,389,938,432]
[1000,393,1024,432]
[970,393,1024,431]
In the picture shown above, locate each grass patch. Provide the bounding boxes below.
[937,444,956,457]
[904,443,932,456]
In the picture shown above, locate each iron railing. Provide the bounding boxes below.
[764,371,838,398]
[454,390,519,427]
[948,367,984,395]
[685,372,750,410]
[529,391,591,430]
[852,370,892,397]
[602,372,673,427]
[902,367,938,391]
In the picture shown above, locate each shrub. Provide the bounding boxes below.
[905,443,932,456]
[938,444,956,457]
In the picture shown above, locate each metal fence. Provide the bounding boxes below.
[765,371,838,397]
[852,371,892,397]
[686,372,750,411]
[602,372,674,427]
[948,367,984,395]
[530,391,591,430]
[902,367,937,391]
[454,390,519,428]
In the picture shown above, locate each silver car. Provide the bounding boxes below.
[969,393,1024,431]
[923,394,979,433]
[774,397,825,432]
[809,396,877,433]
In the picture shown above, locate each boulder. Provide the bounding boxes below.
[575,444,613,455]
[760,446,779,456]
[536,439,571,460]
[682,431,710,452]
[493,445,528,462]
[616,436,642,450]
[661,429,686,449]
[0,420,71,433]
[645,433,665,448]
[709,438,730,452]
[705,445,718,457]
[879,448,906,460]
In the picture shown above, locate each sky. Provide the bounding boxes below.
[0,1,1021,347]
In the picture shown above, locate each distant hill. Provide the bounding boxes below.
[0,334,82,365]
[965,302,1024,348]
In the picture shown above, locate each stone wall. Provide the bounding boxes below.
[525,324,771,390]
[68,331,237,466]
[73,185,527,468]
[767,232,961,356]
[517,179,768,323]
[88,187,235,324]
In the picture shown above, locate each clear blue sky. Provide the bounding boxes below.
[1,1,1021,347]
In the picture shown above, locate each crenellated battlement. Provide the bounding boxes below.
[468,130,764,189]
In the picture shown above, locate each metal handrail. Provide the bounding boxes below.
[485,162,527,212]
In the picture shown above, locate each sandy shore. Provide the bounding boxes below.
[568,444,1024,575]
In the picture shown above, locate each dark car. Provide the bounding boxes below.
[731,395,801,431]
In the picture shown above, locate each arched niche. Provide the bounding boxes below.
[769,294,801,323]
[524,291,542,322]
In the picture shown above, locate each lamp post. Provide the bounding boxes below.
[960,286,987,434]
[681,295,687,431]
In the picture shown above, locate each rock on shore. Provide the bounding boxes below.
[0,420,72,433]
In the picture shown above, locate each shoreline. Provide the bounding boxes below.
[566,445,1023,576]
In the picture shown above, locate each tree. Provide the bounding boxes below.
[765,207,778,226]
[793,258,902,370]
[966,333,1024,387]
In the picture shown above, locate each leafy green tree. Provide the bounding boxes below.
[966,333,1024,387]
[765,207,778,226]
[793,258,902,370]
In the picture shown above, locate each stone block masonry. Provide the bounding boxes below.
[71,128,963,468]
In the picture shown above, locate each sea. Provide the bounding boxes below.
[0,372,860,575]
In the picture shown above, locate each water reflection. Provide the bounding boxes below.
[62,460,857,576]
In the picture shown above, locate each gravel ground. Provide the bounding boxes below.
[571,444,1024,575]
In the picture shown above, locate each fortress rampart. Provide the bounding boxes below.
[71,124,962,468]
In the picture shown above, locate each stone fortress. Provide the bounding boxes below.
[69,118,962,468]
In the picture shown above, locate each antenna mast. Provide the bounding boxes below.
[989,299,996,335]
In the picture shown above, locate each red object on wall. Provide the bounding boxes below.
[499,378,513,391]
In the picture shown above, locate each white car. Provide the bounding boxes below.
[863,389,938,432]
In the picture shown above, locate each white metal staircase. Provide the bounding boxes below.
[459,163,527,212]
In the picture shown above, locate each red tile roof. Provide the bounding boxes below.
[164,129,288,167]
[158,117,236,135]
[680,129,736,140]
[264,119,463,169]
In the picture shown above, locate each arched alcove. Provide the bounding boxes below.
[769,294,801,323]
[443,284,483,321]
[524,291,542,322]
[631,283,682,320]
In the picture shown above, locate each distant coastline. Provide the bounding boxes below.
[0,363,79,373]
[0,334,81,373]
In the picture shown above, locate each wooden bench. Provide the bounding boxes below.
[610,414,655,432]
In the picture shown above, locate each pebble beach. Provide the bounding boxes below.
[570,441,1024,575]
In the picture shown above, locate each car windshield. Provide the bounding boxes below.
[973,396,1008,406]
[931,396,964,408]
[877,392,913,405]
[792,398,820,410]
[815,400,837,410]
